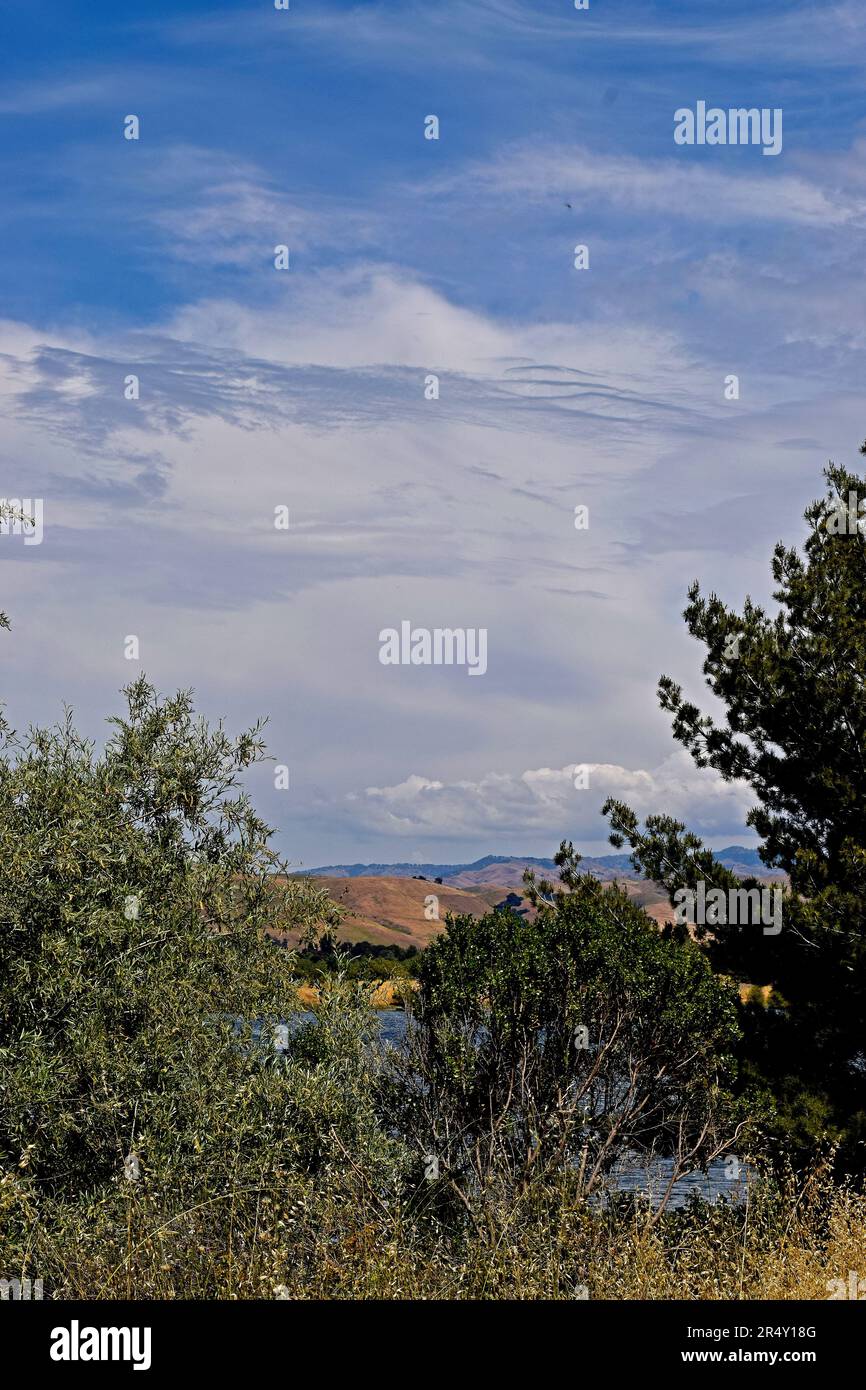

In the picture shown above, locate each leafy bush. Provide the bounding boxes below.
[386,864,746,1210]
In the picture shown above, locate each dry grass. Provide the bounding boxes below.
[4,1160,863,1301]
[295,980,413,1009]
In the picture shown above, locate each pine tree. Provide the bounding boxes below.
[602,451,866,1168]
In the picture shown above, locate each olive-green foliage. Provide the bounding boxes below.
[1,980,410,1299]
[0,678,342,1196]
[0,680,413,1297]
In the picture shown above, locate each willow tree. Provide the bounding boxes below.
[0,678,342,1197]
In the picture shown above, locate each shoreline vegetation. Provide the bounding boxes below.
[296,979,412,1010]
[299,974,773,1011]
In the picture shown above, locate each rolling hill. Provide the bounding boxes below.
[280,849,781,950]
[296,847,775,886]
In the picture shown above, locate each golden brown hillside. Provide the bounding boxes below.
[269,872,676,949]
[274,875,520,949]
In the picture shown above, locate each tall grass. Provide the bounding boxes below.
[3,1156,863,1300]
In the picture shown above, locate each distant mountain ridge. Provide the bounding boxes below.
[296,847,773,887]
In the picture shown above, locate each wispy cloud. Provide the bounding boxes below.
[429,143,864,229]
[0,76,117,115]
[148,0,866,74]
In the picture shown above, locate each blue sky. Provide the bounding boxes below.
[2,0,865,865]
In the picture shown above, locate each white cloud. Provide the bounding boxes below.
[431,144,863,229]
[354,752,754,842]
[154,0,866,74]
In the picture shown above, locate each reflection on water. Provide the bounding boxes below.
[609,1156,750,1210]
[376,1009,410,1046]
